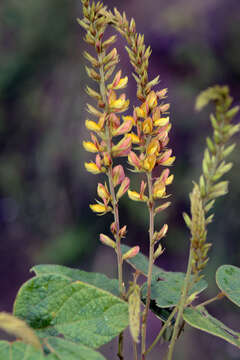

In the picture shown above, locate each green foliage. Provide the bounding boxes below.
[183,306,240,349]
[0,338,107,360]
[44,337,106,360]
[141,273,207,308]
[32,264,119,296]
[122,244,208,307]
[0,341,45,360]
[14,273,128,348]
[216,265,240,307]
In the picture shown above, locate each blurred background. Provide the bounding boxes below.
[0,0,240,359]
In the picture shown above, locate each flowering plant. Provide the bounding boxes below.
[0,1,240,360]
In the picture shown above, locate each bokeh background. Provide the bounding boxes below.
[0,0,240,359]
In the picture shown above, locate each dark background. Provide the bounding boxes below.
[0,0,240,359]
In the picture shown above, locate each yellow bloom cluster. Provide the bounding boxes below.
[127,90,175,202]
[83,72,132,177]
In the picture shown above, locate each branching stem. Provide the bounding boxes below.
[196,291,225,308]
[145,306,178,356]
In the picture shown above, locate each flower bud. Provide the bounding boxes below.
[119,225,127,238]
[154,244,164,260]
[116,177,130,199]
[122,246,140,260]
[97,183,110,202]
[112,165,125,187]
[100,233,116,249]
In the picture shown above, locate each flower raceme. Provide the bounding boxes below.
[127,90,175,203]
[79,0,138,281]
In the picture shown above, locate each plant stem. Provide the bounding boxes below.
[196,291,225,308]
[98,51,125,358]
[141,172,155,359]
[133,341,138,360]
[167,246,194,360]
[145,306,178,356]
[108,167,124,295]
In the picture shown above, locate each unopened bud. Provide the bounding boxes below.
[100,234,116,249]
[154,201,171,215]
[160,103,170,113]
[113,165,125,186]
[110,222,117,235]
[119,225,127,238]
[116,177,130,199]
[154,244,164,260]
[97,183,110,202]
[156,88,168,99]
[122,246,140,261]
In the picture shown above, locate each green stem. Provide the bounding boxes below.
[141,172,155,359]
[195,291,225,309]
[145,306,178,356]
[167,247,194,360]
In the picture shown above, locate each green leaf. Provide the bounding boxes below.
[45,337,106,360]
[0,341,45,360]
[216,265,240,307]
[32,264,119,297]
[122,245,207,307]
[183,306,240,348]
[141,273,207,308]
[14,274,129,348]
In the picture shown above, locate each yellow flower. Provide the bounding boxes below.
[114,76,128,90]
[166,174,174,185]
[85,120,101,132]
[153,181,166,199]
[108,91,129,112]
[154,117,170,127]
[128,190,148,202]
[97,183,110,202]
[129,132,140,144]
[89,204,106,213]
[161,156,175,166]
[143,117,153,134]
[147,139,160,156]
[84,162,101,174]
[122,115,136,125]
[143,155,156,172]
[89,203,112,214]
[82,141,98,153]
[146,91,158,109]
[135,107,145,118]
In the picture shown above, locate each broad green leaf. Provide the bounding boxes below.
[14,274,128,348]
[121,245,207,307]
[216,265,240,307]
[183,306,240,348]
[0,312,41,350]
[45,337,106,360]
[0,341,45,360]
[32,264,119,297]
[141,273,207,307]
